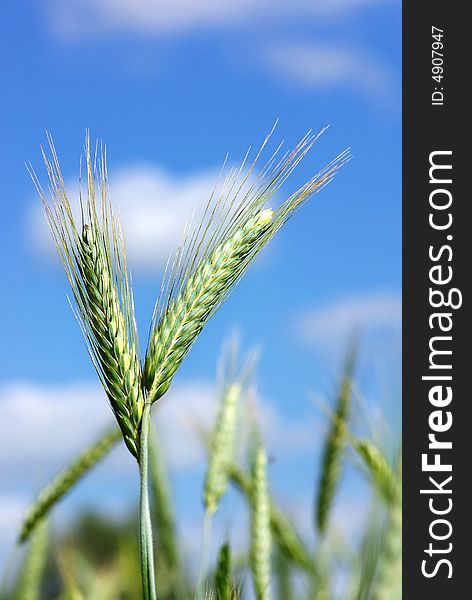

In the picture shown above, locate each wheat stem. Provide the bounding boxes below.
[15,521,48,600]
[139,401,157,600]
[148,429,182,580]
[196,508,213,600]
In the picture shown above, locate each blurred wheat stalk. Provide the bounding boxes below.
[27,127,348,599]
[11,341,401,600]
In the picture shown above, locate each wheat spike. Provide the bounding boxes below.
[32,135,144,458]
[351,439,398,506]
[250,444,271,600]
[204,383,241,514]
[144,211,272,401]
[316,343,355,534]
[144,131,349,403]
[228,463,312,572]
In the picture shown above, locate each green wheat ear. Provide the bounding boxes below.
[144,130,350,403]
[249,443,272,600]
[351,439,398,506]
[32,134,144,458]
[316,342,356,534]
[204,341,255,516]
[227,463,312,572]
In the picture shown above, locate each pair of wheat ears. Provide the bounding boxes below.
[30,127,349,599]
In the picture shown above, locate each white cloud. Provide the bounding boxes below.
[29,165,220,272]
[0,381,113,480]
[295,291,401,348]
[0,380,216,482]
[263,42,394,100]
[47,0,394,38]
[0,377,313,483]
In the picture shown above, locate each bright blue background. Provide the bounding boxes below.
[0,0,401,572]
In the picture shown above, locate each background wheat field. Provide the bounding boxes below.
[0,1,401,598]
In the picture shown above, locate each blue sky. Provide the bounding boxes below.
[0,0,401,574]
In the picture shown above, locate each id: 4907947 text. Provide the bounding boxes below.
[431,26,445,106]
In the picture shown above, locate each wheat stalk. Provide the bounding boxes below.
[204,382,242,515]
[197,343,252,599]
[148,428,189,599]
[15,521,48,600]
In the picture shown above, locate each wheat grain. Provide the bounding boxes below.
[148,427,185,596]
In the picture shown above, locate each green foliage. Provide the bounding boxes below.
[5,386,401,600]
